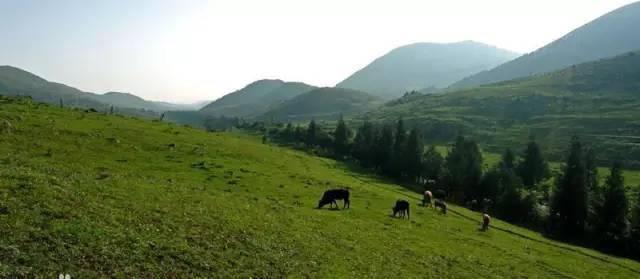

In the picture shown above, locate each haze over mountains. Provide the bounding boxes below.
[336,41,519,98]
[0,66,204,113]
[450,1,640,89]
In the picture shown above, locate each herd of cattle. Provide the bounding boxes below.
[318,188,491,231]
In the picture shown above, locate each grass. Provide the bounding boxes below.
[1,97,640,277]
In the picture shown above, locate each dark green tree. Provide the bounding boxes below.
[594,162,629,250]
[422,145,443,182]
[391,119,407,178]
[405,128,424,183]
[630,190,640,259]
[501,148,516,170]
[282,123,294,142]
[517,138,550,188]
[551,136,589,237]
[352,121,376,168]
[443,136,483,202]
[375,125,394,175]
[333,115,350,157]
[305,119,318,147]
[294,125,305,142]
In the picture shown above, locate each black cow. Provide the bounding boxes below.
[318,189,350,209]
[434,199,447,214]
[392,200,410,219]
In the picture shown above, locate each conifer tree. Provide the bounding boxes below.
[333,115,350,157]
[595,162,629,249]
[517,138,550,188]
[405,128,424,183]
[551,136,589,237]
[375,125,394,175]
[422,145,443,182]
[391,119,406,178]
[443,136,483,202]
[305,119,317,147]
[353,121,376,167]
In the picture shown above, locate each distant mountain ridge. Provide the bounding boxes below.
[0,65,200,112]
[450,2,640,89]
[336,41,519,99]
[260,87,382,121]
[199,79,317,118]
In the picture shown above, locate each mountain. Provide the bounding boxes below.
[0,65,197,113]
[450,2,640,89]
[199,79,317,118]
[0,65,105,108]
[3,95,638,277]
[336,41,519,99]
[261,87,382,121]
[363,50,640,167]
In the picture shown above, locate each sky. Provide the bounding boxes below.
[0,0,637,103]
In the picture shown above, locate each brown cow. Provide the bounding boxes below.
[481,214,491,231]
[422,190,433,207]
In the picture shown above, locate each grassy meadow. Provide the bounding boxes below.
[1,97,640,277]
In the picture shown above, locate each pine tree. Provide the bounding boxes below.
[283,123,294,142]
[375,125,394,175]
[422,145,443,182]
[551,136,589,237]
[405,128,424,183]
[352,122,376,167]
[391,119,407,178]
[333,115,350,157]
[305,120,317,147]
[501,148,516,170]
[443,136,483,202]
[630,190,640,258]
[294,125,305,142]
[595,162,629,250]
[517,138,550,188]
[585,148,599,193]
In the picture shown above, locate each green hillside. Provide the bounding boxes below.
[261,87,382,121]
[1,96,639,277]
[363,51,640,167]
[450,2,640,89]
[199,80,317,118]
[337,41,518,99]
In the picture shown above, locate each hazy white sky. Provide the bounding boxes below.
[0,0,637,103]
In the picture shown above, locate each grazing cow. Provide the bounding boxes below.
[434,199,447,214]
[481,214,491,231]
[392,200,410,219]
[317,189,350,209]
[422,190,433,207]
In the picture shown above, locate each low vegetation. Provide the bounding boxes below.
[2,96,640,277]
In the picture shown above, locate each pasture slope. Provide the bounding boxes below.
[1,96,639,278]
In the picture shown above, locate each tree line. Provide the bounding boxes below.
[244,118,640,259]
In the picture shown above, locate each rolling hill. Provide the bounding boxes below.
[450,1,640,89]
[362,50,640,167]
[336,41,519,99]
[260,87,382,121]
[0,65,195,112]
[199,80,317,118]
[1,95,639,277]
